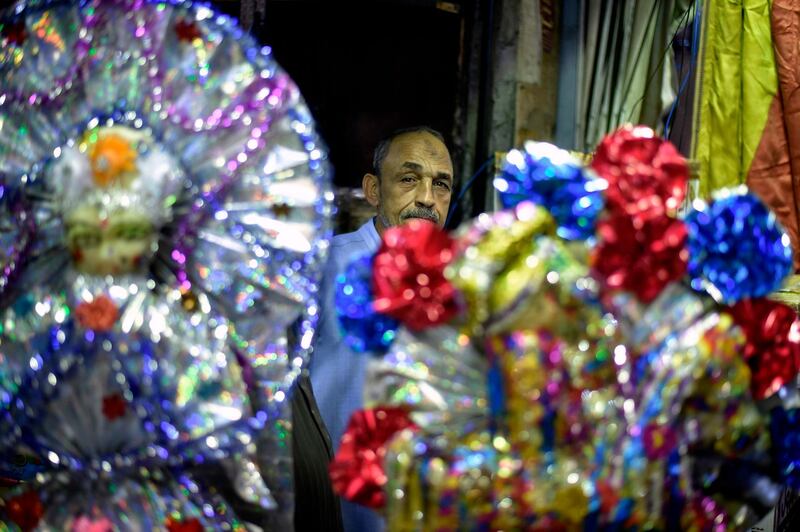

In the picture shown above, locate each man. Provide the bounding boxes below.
[310,126,454,531]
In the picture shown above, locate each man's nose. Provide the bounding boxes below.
[415,181,435,207]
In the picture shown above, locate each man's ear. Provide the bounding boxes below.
[362,173,380,207]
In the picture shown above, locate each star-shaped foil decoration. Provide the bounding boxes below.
[174,19,202,43]
[272,203,292,218]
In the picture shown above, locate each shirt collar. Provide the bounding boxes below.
[357,217,382,252]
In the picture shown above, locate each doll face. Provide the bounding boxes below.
[65,204,155,276]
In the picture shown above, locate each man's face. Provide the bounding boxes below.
[365,131,453,234]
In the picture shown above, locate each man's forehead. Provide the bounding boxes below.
[400,161,452,180]
[385,132,452,166]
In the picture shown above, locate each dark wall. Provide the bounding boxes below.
[213,0,464,189]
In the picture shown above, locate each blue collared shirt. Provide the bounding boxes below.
[310,218,384,532]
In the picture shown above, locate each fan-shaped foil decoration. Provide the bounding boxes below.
[0,0,332,528]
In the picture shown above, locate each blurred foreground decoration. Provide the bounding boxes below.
[331,126,800,531]
[0,0,332,528]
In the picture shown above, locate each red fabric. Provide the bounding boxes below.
[749,2,800,270]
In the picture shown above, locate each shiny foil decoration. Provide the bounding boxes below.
[331,129,799,531]
[0,0,332,528]
[446,201,556,335]
[165,517,204,532]
[770,407,800,489]
[729,298,800,400]
[685,189,793,304]
[74,295,119,331]
[591,124,688,220]
[373,220,459,331]
[363,326,489,438]
[335,253,398,353]
[71,516,114,532]
[486,234,596,338]
[329,407,416,509]
[592,212,689,303]
[494,141,606,241]
[5,490,43,531]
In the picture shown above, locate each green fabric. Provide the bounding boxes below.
[581,0,616,150]
[693,0,777,196]
[578,0,683,152]
[618,1,668,127]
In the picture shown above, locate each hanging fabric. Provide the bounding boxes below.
[573,0,685,152]
[693,0,800,268]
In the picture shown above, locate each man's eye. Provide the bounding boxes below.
[434,181,451,191]
[400,175,416,183]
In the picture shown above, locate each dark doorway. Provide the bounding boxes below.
[213,0,465,189]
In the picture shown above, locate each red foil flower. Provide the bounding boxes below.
[372,220,458,331]
[329,407,416,509]
[729,298,800,400]
[592,213,688,303]
[102,393,127,421]
[6,490,44,532]
[75,295,119,331]
[591,125,688,220]
[166,517,203,532]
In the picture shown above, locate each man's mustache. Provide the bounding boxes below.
[400,207,440,223]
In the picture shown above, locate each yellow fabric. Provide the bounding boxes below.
[693,0,778,197]
[742,0,779,165]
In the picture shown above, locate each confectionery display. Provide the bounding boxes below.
[0,0,331,528]
[2,1,798,530]
[332,126,798,531]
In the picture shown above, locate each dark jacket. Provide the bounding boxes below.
[292,373,345,531]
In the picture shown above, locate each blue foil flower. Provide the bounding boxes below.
[685,190,792,304]
[335,254,399,353]
[493,142,606,241]
[770,407,800,488]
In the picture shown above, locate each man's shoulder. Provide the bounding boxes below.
[331,229,367,248]
[328,222,380,264]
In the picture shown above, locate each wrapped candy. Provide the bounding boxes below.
[0,0,332,528]
[332,132,798,531]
